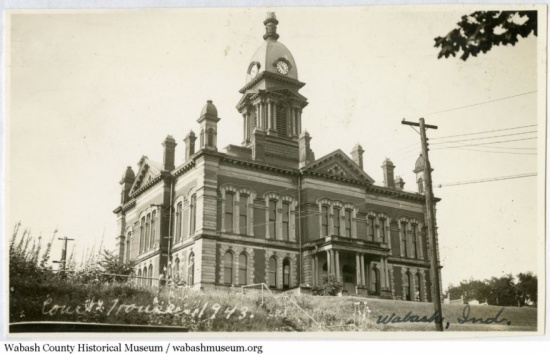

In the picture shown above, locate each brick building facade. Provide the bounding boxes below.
[113,13,442,302]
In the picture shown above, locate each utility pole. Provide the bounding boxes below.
[53,236,75,275]
[402,117,443,332]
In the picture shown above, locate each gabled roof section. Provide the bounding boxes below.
[129,156,163,195]
[303,149,375,184]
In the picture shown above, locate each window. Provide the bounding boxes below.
[143,267,148,287]
[207,128,214,147]
[188,253,195,286]
[276,104,288,137]
[224,252,233,285]
[415,273,421,301]
[174,258,180,275]
[225,192,234,232]
[380,218,387,243]
[321,205,329,237]
[371,268,380,294]
[269,200,277,238]
[239,253,247,285]
[283,258,290,290]
[405,272,412,301]
[239,194,248,235]
[368,216,375,241]
[268,257,277,288]
[148,264,153,287]
[190,195,197,235]
[345,210,352,237]
[401,222,408,257]
[145,214,150,251]
[125,231,131,262]
[150,211,156,249]
[333,207,340,236]
[137,269,142,286]
[140,217,145,253]
[282,202,290,241]
[175,202,182,243]
[412,224,418,258]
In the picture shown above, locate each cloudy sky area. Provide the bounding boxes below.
[5,6,542,289]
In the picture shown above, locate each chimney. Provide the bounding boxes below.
[162,135,177,171]
[184,130,196,161]
[395,176,405,190]
[351,143,364,170]
[299,131,315,168]
[381,158,395,189]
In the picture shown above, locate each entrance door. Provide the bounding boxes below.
[342,265,355,295]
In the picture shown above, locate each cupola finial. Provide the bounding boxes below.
[263,12,279,41]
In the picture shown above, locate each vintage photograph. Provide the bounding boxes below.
[3,5,545,337]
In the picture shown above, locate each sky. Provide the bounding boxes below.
[3,6,543,291]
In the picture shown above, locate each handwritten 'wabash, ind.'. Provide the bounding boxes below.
[42,298,254,320]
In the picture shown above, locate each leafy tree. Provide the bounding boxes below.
[516,272,537,306]
[486,274,517,306]
[435,11,537,60]
[98,249,135,283]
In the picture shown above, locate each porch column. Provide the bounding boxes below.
[355,254,362,286]
[335,251,340,282]
[360,255,366,288]
[326,250,332,276]
[312,254,317,286]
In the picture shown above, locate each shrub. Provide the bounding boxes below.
[312,273,343,296]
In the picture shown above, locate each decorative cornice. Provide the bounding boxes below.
[239,71,306,94]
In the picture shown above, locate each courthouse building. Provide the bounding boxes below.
[113,13,442,301]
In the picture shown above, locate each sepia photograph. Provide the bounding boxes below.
[2,2,546,341]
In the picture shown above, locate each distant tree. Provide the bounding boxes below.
[434,11,537,60]
[516,272,537,307]
[487,274,517,306]
[447,278,491,303]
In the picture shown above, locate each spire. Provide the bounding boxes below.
[263,12,279,41]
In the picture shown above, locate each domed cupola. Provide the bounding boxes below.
[246,12,299,83]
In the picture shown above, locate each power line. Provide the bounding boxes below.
[430,130,537,145]
[437,172,537,187]
[431,124,537,140]
[435,137,537,150]
[424,90,537,117]
[441,147,536,155]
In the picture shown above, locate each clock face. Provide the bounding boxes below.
[250,64,258,78]
[276,61,289,75]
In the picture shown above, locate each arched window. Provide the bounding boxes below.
[207,128,214,147]
[224,252,233,285]
[405,272,412,301]
[148,264,153,287]
[412,224,418,258]
[142,267,148,287]
[400,222,408,257]
[239,194,248,235]
[276,104,288,137]
[415,273,422,301]
[368,216,375,241]
[174,258,180,276]
[225,192,234,232]
[321,205,329,237]
[268,200,277,238]
[379,218,387,243]
[125,231,131,262]
[140,216,145,253]
[150,211,156,249]
[344,209,352,237]
[283,258,291,290]
[188,253,195,286]
[371,268,380,295]
[282,202,290,240]
[239,253,248,285]
[190,195,197,235]
[268,257,277,289]
[137,269,142,286]
[145,214,150,251]
[175,202,182,243]
[333,207,341,236]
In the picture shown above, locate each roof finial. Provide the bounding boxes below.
[263,12,279,41]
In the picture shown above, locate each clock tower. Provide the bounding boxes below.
[236,12,308,169]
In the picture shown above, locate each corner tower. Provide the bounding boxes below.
[236,13,308,168]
